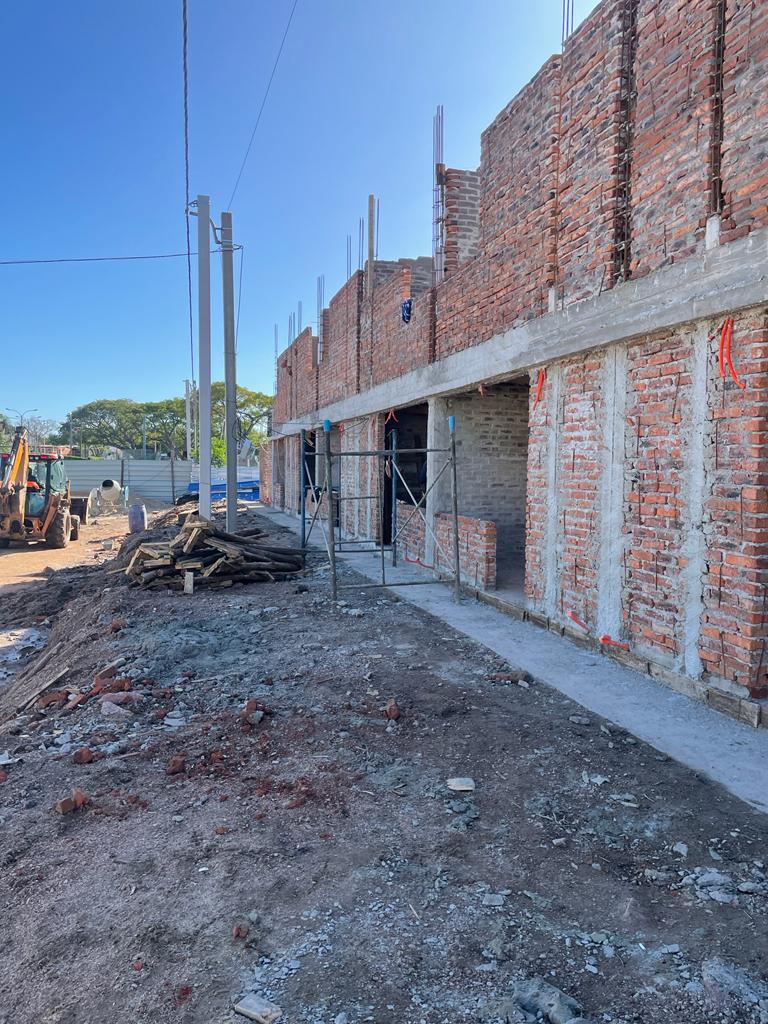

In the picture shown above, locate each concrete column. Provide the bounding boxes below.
[425,397,451,566]
[597,345,628,637]
[542,365,562,618]
[679,324,709,677]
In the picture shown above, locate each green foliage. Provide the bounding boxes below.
[55,386,272,458]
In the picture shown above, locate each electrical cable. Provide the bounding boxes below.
[227,0,299,208]
[0,246,239,266]
[182,0,195,381]
[0,251,210,265]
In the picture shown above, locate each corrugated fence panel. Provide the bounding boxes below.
[63,460,194,504]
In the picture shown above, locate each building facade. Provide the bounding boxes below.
[262,0,768,725]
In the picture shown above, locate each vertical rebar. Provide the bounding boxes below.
[390,428,398,567]
[324,420,337,601]
[449,415,461,602]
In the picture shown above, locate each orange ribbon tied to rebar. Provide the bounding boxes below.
[533,367,546,409]
[718,317,746,390]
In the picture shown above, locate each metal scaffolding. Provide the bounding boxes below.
[300,417,462,601]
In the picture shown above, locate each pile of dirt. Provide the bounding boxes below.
[0,511,766,1024]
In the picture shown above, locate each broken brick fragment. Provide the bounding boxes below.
[132,959,144,971]
[166,754,187,776]
[214,825,229,835]
[109,618,126,633]
[232,923,249,940]
[173,985,192,1006]
[72,788,90,809]
[55,797,76,815]
[38,690,69,709]
[93,665,118,688]
[240,698,260,719]
[64,692,87,712]
[0,769,7,784]
[384,698,401,720]
[73,747,95,765]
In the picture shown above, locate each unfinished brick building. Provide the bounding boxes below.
[262,0,768,725]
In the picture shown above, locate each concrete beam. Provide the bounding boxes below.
[275,228,768,435]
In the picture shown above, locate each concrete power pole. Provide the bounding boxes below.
[184,379,193,459]
[196,195,212,520]
[221,210,238,533]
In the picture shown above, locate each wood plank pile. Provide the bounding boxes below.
[123,518,305,590]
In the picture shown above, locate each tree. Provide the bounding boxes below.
[55,387,272,458]
[25,416,60,449]
[0,412,11,448]
[55,399,146,452]
[209,383,271,448]
[142,399,186,454]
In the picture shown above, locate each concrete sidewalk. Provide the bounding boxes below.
[262,505,768,816]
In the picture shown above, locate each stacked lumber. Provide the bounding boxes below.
[124,518,304,590]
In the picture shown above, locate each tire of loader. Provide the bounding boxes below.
[70,497,91,526]
[47,511,71,549]
[0,539,9,549]
[70,514,81,541]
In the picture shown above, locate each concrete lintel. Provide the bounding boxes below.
[275,228,768,435]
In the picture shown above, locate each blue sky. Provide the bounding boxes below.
[1,0,597,423]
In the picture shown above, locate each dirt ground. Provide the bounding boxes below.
[0,512,129,593]
[0,507,766,1024]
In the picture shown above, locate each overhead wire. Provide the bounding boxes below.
[0,251,218,266]
[0,245,241,267]
[227,0,299,208]
[182,0,195,381]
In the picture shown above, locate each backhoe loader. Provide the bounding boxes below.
[0,427,83,548]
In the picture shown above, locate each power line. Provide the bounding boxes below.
[0,250,222,266]
[182,0,195,381]
[0,243,240,266]
[227,0,299,208]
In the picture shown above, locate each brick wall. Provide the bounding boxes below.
[435,513,497,590]
[317,273,362,408]
[623,330,694,660]
[700,308,768,697]
[259,443,273,505]
[397,499,426,565]
[450,383,529,557]
[721,0,768,242]
[555,354,604,628]
[337,415,385,540]
[272,0,768,426]
[630,0,715,277]
[524,307,768,699]
[367,266,434,388]
[444,168,481,273]
[435,58,561,359]
[556,0,624,303]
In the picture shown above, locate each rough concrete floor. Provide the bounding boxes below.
[0,511,766,1024]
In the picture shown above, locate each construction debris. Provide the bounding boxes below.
[233,993,282,1023]
[123,518,304,590]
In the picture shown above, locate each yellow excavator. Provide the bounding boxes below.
[0,427,83,548]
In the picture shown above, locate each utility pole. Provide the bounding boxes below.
[142,414,148,460]
[221,210,238,533]
[196,195,212,520]
[184,379,193,459]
